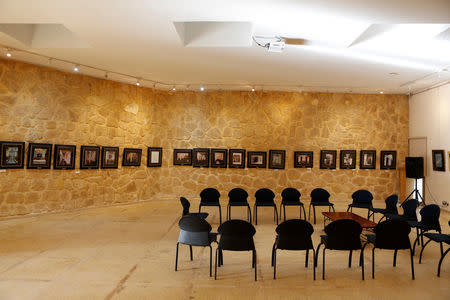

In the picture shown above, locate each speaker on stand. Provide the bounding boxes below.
[405,157,425,205]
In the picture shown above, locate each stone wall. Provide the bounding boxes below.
[0,59,409,217]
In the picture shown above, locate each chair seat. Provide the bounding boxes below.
[229,202,250,206]
[386,214,416,222]
[188,212,209,219]
[282,201,304,206]
[423,233,450,245]
[348,203,372,209]
[312,202,334,207]
[369,208,389,213]
[256,202,276,207]
[200,202,220,206]
[365,234,376,244]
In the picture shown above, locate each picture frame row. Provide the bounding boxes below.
[0,141,163,169]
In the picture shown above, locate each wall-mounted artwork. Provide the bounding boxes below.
[340,150,356,169]
[432,150,445,172]
[211,149,227,168]
[193,148,210,168]
[148,147,162,167]
[360,150,376,169]
[294,151,313,168]
[247,151,267,168]
[80,146,100,169]
[123,148,142,167]
[320,150,337,169]
[27,143,52,169]
[173,149,192,166]
[54,144,76,170]
[229,149,245,168]
[101,146,119,169]
[269,150,285,169]
[380,151,397,170]
[0,141,25,169]
[448,151,450,172]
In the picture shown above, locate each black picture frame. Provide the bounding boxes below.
[229,149,245,168]
[80,146,100,169]
[320,150,337,169]
[211,149,227,168]
[53,144,76,170]
[380,151,397,170]
[193,148,210,168]
[360,150,376,169]
[148,147,163,167]
[269,150,285,169]
[247,151,267,168]
[0,141,25,169]
[294,151,313,168]
[173,149,192,166]
[101,146,119,169]
[340,150,356,170]
[432,150,445,172]
[122,148,142,166]
[26,143,52,169]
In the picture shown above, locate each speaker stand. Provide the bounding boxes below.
[404,178,425,205]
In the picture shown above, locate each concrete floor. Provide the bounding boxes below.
[0,201,448,300]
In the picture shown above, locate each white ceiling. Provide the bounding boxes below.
[0,0,450,94]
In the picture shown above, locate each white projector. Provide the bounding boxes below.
[267,41,285,52]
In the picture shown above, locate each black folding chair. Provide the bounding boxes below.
[227,188,252,222]
[419,221,450,277]
[368,194,398,222]
[308,188,335,225]
[199,188,222,224]
[180,197,208,219]
[279,188,306,221]
[409,204,441,255]
[347,189,373,219]
[253,188,278,225]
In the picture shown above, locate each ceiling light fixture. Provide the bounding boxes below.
[73,65,79,72]
[6,48,12,57]
[136,79,141,86]
[172,86,176,91]
[380,91,384,94]
[200,86,205,91]
[104,72,109,79]
[251,88,255,92]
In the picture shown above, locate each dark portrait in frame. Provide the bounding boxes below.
[101,146,119,169]
[360,150,376,169]
[193,148,210,168]
[269,150,285,169]
[173,149,192,166]
[294,151,313,168]
[27,143,52,169]
[380,151,397,170]
[229,149,245,168]
[340,150,356,169]
[53,144,76,170]
[80,146,100,169]
[211,149,227,168]
[320,150,337,169]
[148,147,163,167]
[0,141,25,169]
[123,148,142,167]
[247,151,267,168]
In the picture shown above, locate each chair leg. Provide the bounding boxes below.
[254,205,258,225]
[315,243,322,268]
[410,247,415,280]
[175,242,179,271]
[218,205,222,224]
[313,205,317,224]
[305,249,309,268]
[311,248,316,280]
[199,204,202,213]
[308,204,311,221]
[219,249,223,266]
[348,250,352,268]
[254,250,258,281]
[271,243,276,267]
[274,206,279,225]
[419,239,433,264]
[302,205,307,220]
[438,248,449,277]
[273,248,277,279]
[361,248,365,280]
[412,233,420,256]
[227,204,230,221]
[331,205,335,212]
[393,249,398,266]
[214,248,218,280]
[209,246,212,277]
[189,245,193,261]
[322,248,326,280]
[372,247,375,279]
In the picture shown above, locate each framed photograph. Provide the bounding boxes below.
[432,150,445,172]
[27,143,52,169]
[193,148,210,168]
[340,150,356,169]
[229,149,245,168]
[101,146,119,169]
[80,146,100,169]
[294,151,313,168]
[360,150,376,169]
[269,150,285,169]
[123,148,142,166]
[211,149,227,168]
[148,147,162,167]
[0,141,25,169]
[54,144,76,170]
[380,151,397,170]
[173,149,192,166]
[320,150,337,169]
[247,151,267,168]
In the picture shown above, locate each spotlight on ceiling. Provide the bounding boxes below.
[6,48,12,57]
[200,86,205,91]
[251,88,255,92]
[172,87,176,91]
[73,65,79,72]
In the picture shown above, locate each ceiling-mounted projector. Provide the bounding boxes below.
[267,41,285,52]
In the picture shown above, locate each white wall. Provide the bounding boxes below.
[410,83,450,210]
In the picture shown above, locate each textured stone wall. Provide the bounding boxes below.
[0,59,409,217]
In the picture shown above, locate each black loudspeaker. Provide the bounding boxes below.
[405,157,424,179]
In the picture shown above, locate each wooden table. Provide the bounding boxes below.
[322,212,377,228]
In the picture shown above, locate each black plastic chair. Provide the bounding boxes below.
[368,194,398,222]
[215,220,257,281]
[253,188,278,225]
[180,197,208,219]
[316,219,365,280]
[175,215,217,277]
[347,190,373,219]
[385,198,418,222]
[271,219,316,280]
[227,188,252,223]
[280,188,306,221]
[419,221,450,277]
[365,219,415,280]
[199,188,222,224]
[408,204,441,255]
[308,188,335,224]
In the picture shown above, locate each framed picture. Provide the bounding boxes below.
[54,144,76,170]
[123,148,142,166]
[193,148,210,168]
[320,150,337,169]
[211,149,227,168]
[148,147,162,167]
[432,150,445,172]
[80,146,100,169]
[229,149,245,168]
[247,151,267,168]
[27,143,52,169]
[340,150,356,169]
[360,150,376,169]
[173,149,192,166]
[448,151,450,171]
[269,150,285,169]
[101,146,119,169]
[380,151,397,170]
[0,141,25,169]
[294,151,313,168]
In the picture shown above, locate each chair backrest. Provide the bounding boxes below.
[351,190,373,205]
[255,188,275,204]
[310,188,331,203]
[281,187,301,203]
[180,197,190,216]
[419,204,441,230]
[217,219,256,251]
[324,219,362,250]
[178,215,212,246]
[374,219,411,249]
[228,188,249,204]
[385,194,399,213]
[275,219,314,250]
[401,199,419,218]
[200,188,220,204]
